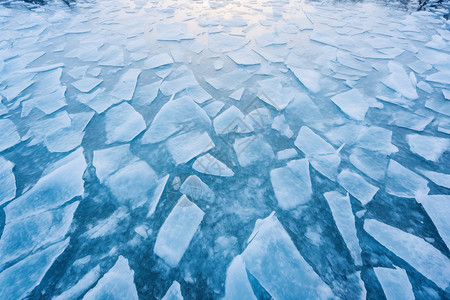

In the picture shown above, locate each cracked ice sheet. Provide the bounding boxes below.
[417,195,450,250]
[142,96,211,143]
[324,191,362,266]
[241,213,334,299]
[0,239,69,300]
[270,159,312,210]
[0,201,78,268]
[0,157,16,205]
[5,148,86,222]
[0,119,21,152]
[364,219,450,291]
[374,267,414,300]
[166,131,214,165]
[154,195,204,267]
[83,256,138,300]
[104,102,146,144]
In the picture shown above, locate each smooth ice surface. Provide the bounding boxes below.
[241,213,334,299]
[364,219,450,290]
[271,159,312,210]
[83,256,138,300]
[104,102,146,144]
[154,195,205,267]
[0,157,16,205]
[374,267,414,300]
[324,191,362,266]
[338,169,379,205]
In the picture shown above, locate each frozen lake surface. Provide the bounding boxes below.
[0,0,449,298]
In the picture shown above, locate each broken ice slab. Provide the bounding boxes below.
[154,195,205,267]
[208,33,247,53]
[104,102,146,144]
[229,88,244,101]
[45,112,94,153]
[159,66,199,96]
[53,265,101,300]
[324,191,362,266]
[142,53,173,69]
[373,267,414,300]
[0,157,16,205]
[245,107,273,129]
[417,195,450,250]
[83,256,138,300]
[289,67,321,93]
[356,126,398,155]
[270,159,312,210]
[162,281,183,300]
[93,144,136,183]
[193,154,234,177]
[0,119,20,152]
[205,69,252,90]
[166,131,214,165]
[364,219,450,290]
[241,213,334,299]
[213,106,253,135]
[257,77,295,110]
[272,114,294,138]
[276,148,298,160]
[156,22,194,41]
[110,69,141,101]
[382,61,418,99]
[227,49,261,65]
[0,239,69,300]
[295,126,335,155]
[388,109,433,132]
[294,126,340,180]
[142,96,210,144]
[233,135,274,167]
[133,80,161,106]
[417,169,450,189]
[203,101,225,118]
[179,175,214,202]
[5,148,86,222]
[0,201,78,268]
[147,175,169,217]
[385,159,429,198]
[425,70,450,85]
[349,148,388,182]
[106,160,158,208]
[21,85,67,117]
[255,32,287,47]
[72,77,103,93]
[406,134,449,162]
[223,255,257,300]
[330,89,371,121]
[338,169,379,205]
